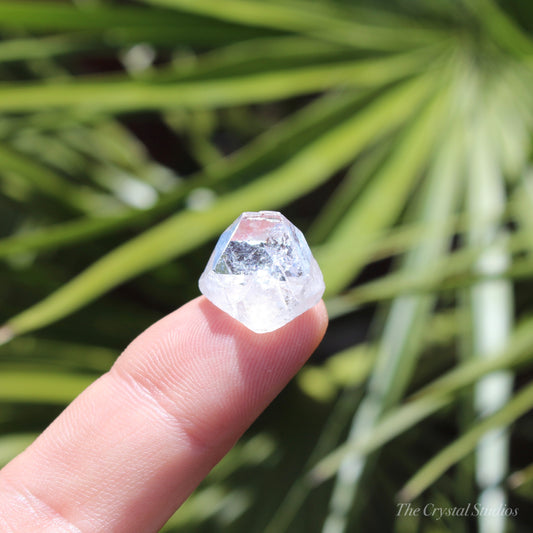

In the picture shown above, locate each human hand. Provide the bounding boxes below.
[0,296,328,532]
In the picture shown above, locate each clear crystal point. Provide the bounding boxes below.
[199,211,325,333]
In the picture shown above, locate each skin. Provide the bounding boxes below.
[0,296,328,532]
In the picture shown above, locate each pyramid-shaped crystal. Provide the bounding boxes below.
[199,211,325,333]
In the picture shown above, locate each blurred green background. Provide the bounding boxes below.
[1,0,533,531]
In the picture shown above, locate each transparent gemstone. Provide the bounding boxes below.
[199,211,325,333]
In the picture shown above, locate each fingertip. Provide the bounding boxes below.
[310,299,329,342]
[195,295,328,363]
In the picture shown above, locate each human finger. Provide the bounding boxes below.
[0,296,328,532]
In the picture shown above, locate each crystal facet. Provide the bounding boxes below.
[199,211,325,333]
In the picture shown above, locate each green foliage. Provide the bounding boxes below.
[1,0,533,531]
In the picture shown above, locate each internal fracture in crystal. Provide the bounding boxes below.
[199,211,325,333]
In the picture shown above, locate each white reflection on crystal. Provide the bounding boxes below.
[199,211,325,333]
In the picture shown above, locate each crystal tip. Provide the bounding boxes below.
[199,211,325,333]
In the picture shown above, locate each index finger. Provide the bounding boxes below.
[0,296,328,532]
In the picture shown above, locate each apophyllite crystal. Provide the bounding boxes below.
[199,211,325,333]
